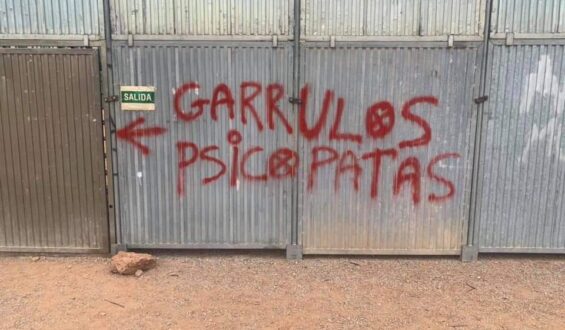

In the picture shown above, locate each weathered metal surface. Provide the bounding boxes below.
[298,45,481,254]
[0,48,108,253]
[477,44,565,252]
[491,0,565,34]
[110,0,293,37]
[112,42,294,248]
[0,0,104,37]
[301,0,486,37]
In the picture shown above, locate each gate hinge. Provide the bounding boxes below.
[288,97,302,105]
[474,95,488,104]
[505,32,514,46]
[105,95,119,103]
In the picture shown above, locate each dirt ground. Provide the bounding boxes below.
[0,253,563,330]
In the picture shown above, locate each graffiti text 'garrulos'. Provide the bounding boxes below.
[117,81,461,205]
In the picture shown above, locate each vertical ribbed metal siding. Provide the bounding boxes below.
[110,0,293,36]
[491,0,565,34]
[301,0,485,37]
[299,46,480,254]
[477,45,565,251]
[0,0,104,37]
[420,0,485,36]
[0,49,108,252]
[112,43,293,247]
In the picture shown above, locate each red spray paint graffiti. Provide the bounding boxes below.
[117,81,461,205]
[116,117,167,155]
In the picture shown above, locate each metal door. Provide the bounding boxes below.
[474,0,565,253]
[110,1,295,249]
[0,48,109,253]
[297,0,485,255]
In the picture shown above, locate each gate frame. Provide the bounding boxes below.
[462,0,495,262]
[0,42,115,254]
[465,0,565,260]
[295,0,486,259]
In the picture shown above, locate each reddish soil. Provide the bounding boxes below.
[0,253,563,329]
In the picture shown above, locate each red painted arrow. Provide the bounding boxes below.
[116,117,167,155]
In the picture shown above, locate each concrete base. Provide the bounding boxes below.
[110,244,127,255]
[286,244,303,260]
[461,245,479,262]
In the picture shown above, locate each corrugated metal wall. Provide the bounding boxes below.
[0,0,104,38]
[298,46,480,254]
[0,49,108,253]
[477,45,565,252]
[110,0,293,37]
[491,0,565,34]
[301,0,486,37]
[1,0,564,256]
[112,43,294,248]
[297,0,484,255]
[475,1,565,253]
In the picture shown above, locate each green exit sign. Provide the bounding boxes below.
[120,86,156,111]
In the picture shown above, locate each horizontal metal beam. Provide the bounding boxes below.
[304,248,461,255]
[111,39,292,48]
[491,32,565,40]
[0,48,98,55]
[0,34,487,46]
[490,38,565,46]
[479,248,565,254]
[302,40,482,49]
[0,34,102,41]
[110,34,486,45]
[112,34,293,42]
[0,39,105,47]
[126,243,286,250]
[302,35,484,43]
[0,247,107,253]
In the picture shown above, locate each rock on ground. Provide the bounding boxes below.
[111,252,157,275]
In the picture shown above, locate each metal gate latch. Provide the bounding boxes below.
[288,97,302,105]
[474,95,489,104]
[105,95,119,103]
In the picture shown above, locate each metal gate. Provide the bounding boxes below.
[297,0,485,255]
[4,0,562,257]
[110,1,296,249]
[108,0,488,255]
[473,0,565,253]
[0,48,109,253]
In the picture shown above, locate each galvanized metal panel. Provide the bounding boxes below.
[299,45,481,254]
[491,0,565,34]
[477,44,565,251]
[110,0,293,37]
[112,43,294,247]
[0,0,104,37]
[0,48,108,253]
[301,0,485,37]
[420,0,486,37]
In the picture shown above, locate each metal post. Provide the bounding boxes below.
[462,0,494,262]
[102,0,124,254]
[287,0,303,260]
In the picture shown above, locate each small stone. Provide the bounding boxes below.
[135,269,143,277]
[110,251,157,275]
[100,312,106,316]
[31,256,40,262]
